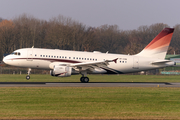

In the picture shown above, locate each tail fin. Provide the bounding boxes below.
[136,28,174,59]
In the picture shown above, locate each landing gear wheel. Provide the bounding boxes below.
[84,77,89,83]
[26,75,30,80]
[80,77,84,82]
[80,77,89,83]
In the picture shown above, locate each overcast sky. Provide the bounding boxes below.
[0,0,179,30]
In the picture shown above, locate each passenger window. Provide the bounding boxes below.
[69,57,71,59]
[43,55,45,57]
[40,55,42,57]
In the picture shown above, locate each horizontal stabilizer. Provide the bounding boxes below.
[151,60,175,67]
[151,60,172,64]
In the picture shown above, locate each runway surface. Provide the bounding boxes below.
[0,82,180,87]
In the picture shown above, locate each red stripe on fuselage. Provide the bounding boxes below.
[9,58,82,64]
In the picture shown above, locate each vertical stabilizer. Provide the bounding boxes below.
[136,28,174,59]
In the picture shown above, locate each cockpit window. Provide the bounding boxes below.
[11,52,21,56]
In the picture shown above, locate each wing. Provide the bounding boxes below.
[49,58,118,71]
[69,58,118,71]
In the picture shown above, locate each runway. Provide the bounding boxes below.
[0,82,180,87]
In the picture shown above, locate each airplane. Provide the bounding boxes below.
[3,28,175,83]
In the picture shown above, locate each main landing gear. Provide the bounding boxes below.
[80,77,89,83]
[80,71,89,83]
[26,68,31,80]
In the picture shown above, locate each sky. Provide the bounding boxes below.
[0,0,179,30]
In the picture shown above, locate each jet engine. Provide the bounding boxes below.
[50,65,72,77]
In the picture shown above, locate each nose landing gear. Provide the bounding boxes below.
[26,68,31,80]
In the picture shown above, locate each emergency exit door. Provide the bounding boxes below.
[27,49,33,61]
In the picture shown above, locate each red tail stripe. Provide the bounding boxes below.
[144,28,174,50]
[145,33,173,50]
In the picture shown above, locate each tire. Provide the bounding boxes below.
[83,77,89,83]
[80,77,84,83]
[26,75,30,80]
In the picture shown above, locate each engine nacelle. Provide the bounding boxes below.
[50,65,72,77]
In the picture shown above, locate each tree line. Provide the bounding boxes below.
[0,14,180,60]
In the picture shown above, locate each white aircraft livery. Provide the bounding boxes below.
[3,28,175,82]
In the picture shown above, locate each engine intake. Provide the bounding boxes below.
[50,65,72,77]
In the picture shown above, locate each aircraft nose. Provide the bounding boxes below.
[3,56,7,64]
[3,56,9,64]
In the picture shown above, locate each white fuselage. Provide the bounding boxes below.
[3,48,174,74]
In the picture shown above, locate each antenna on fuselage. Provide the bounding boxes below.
[32,46,34,48]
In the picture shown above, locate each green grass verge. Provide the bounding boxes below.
[0,87,180,119]
[0,74,180,119]
[0,74,180,82]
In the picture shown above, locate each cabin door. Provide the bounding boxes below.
[27,49,33,61]
[133,57,139,69]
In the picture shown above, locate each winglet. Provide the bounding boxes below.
[112,58,118,63]
[105,58,118,63]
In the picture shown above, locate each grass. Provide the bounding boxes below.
[0,87,180,119]
[0,74,180,82]
[0,74,180,119]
